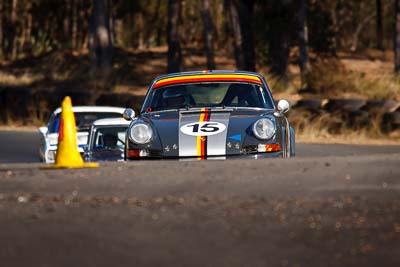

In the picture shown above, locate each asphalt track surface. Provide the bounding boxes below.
[0,130,400,162]
[0,130,400,267]
[0,130,40,163]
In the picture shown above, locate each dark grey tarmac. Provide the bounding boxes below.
[0,130,399,162]
[0,130,40,163]
[0,130,400,267]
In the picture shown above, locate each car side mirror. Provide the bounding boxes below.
[39,126,48,135]
[277,99,290,114]
[123,108,135,121]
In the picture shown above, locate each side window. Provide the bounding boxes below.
[230,96,239,105]
[95,132,103,148]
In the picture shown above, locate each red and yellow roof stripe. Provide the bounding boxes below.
[153,74,262,89]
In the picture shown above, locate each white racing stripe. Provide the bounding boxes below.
[178,110,230,157]
[207,112,230,156]
[178,113,198,157]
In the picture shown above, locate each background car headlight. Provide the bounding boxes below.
[253,118,275,140]
[129,123,153,144]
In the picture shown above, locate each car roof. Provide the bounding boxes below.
[151,70,265,89]
[153,70,264,80]
[53,106,126,115]
[91,117,131,127]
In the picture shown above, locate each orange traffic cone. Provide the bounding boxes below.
[43,96,98,169]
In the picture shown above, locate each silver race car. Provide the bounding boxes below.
[123,70,295,160]
[39,106,125,163]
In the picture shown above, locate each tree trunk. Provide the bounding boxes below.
[109,3,115,48]
[89,0,114,82]
[19,20,25,54]
[25,6,32,53]
[202,0,215,70]
[0,0,3,59]
[226,0,242,69]
[145,0,161,47]
[79,1,90,51]
[236,0,255,71]
[137,11,145,50]
[155,0,164,47]
[376,0,384,50]
[10,0,18,60]
[350,12,375,52]
[72,0,78,50]
[226,0,255,71]
[44,18,50,52]
[63,0,70,45]
[266,1,292,79]
[167,0,182,73]
[395,0,400,74]
[298,0,312,88]
[330,4,339,54]
[214,2,222,49]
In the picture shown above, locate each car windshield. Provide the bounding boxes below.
[92,126,128,150]
[143,82,274,112]
[48,112,122,133]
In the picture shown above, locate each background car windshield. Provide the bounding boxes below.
[49,112,122,133]
[93,127,127,150]
[146,82,274,111]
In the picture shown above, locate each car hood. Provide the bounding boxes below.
[143,108,277,157]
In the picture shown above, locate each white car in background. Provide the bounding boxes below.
[39,106,126,163]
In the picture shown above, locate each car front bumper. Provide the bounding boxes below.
[127,151,283,161]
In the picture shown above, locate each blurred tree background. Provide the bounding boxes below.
[0,0,399,71]
[0,0,399,92]
[1,0,400,136]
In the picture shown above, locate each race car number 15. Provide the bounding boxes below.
[180,121,226,136]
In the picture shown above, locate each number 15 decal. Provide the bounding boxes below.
[180,121,226,136]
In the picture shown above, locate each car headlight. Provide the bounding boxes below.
[129,123,153,144]
[253,118,275,140]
